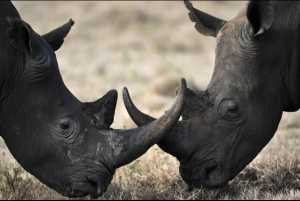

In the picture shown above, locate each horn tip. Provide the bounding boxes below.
[184,0,194,11]
[122,87,133,106]
[69,19,75,26]
[180,78,187,89]
[108,89,118,97]
[122,87,129,97]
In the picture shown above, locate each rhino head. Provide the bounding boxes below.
[123,1,299,188]
[0,2,185,198]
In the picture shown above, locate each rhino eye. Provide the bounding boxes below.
[59,120,70,130]
[57,118,80,143]
[226,101,239,113]
[51,118,77,143]
[218,99,240,120]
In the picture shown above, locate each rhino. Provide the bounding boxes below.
[0,1,185,198]
[123,0,298,188]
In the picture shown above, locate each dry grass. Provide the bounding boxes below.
[0,1,299,200]
[0,139,299,200]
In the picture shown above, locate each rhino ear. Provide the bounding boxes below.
[42,19,74,51]
[182,88,206,120]
[83,90,118,129]
[247,1,274,36]
[184,0,226,37]
[6,18,33,52]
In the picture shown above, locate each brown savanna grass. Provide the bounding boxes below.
[0,1,299,200]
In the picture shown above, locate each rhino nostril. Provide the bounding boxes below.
[86,176,106,199]
[204,164,218,179]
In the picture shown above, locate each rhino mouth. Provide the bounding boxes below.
[200,164,228,188]
[179,159,229,189]
[63,159,114,198]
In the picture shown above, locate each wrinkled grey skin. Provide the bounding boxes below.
[0,1,185,198]
[123,0,300,188]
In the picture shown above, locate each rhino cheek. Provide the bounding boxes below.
[227,110,282,180]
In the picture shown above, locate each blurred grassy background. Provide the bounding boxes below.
[0,1,299,199]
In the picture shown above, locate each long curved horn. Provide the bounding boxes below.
[123,79,188,126]
[112,79,186,167]
[122,79,193,161]
[122,89,155,126]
